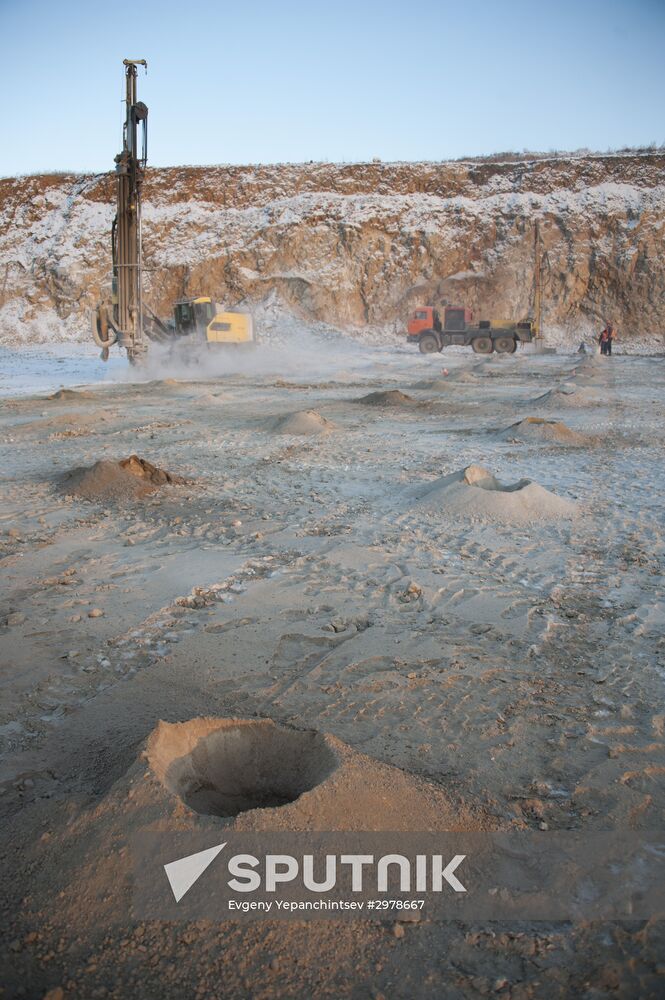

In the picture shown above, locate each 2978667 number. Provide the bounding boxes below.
[367,899,425,910]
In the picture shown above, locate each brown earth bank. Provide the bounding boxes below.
[1,151,664,345]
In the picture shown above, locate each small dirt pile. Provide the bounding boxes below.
[412,378,449,391]
[531,385,603,408]
[498,417,592,446]
[411,463,576,524]
[62,454,185,501]
[272,409,336,435]
[48,388,94,401]
[143,378,182,389]
[424,379,453,391]
[356,389,416,407]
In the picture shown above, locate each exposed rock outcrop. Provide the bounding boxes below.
[1,152,663,346]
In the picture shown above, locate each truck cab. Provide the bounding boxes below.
[407,306,441,339]
[407,305,474,342]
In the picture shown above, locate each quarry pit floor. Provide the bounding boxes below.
[1,344,664,999]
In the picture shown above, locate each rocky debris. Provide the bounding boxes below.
[272,409,336,435]
[118,455,183,485]
[61,454,185,501]
[399,581,423,604]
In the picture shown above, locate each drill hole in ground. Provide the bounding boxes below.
[154,720,339,818]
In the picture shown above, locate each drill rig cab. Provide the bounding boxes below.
[173,297,254,345]
[173,298,216,337]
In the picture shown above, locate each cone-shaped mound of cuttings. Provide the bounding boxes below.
[498,417,593,446]
[61,454,186,501]
[272,409,336,435]
[355,389,417,406]
[48,388,95,400]
[410,464,577,524]
[530,385,603,408]
[144,717,491,831]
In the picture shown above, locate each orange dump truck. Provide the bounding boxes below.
[407,306,535,355]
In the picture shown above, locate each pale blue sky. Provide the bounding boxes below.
[1,0,664,175]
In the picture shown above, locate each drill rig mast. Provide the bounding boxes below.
[91,59,253,361]
[92,59,152,364]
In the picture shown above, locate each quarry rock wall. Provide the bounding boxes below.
[0,152,663,345]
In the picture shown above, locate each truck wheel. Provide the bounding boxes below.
[495,336,517,354]
[419,333,440,354]
[471,336,493,354]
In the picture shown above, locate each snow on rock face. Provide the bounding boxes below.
[0,153,664,347]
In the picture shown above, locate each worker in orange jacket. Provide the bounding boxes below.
[599,323,616,356]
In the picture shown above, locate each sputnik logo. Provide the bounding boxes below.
[163,842,467,902]
[164,842,227,902]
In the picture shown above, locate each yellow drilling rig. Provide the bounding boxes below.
[92,59,252,364]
